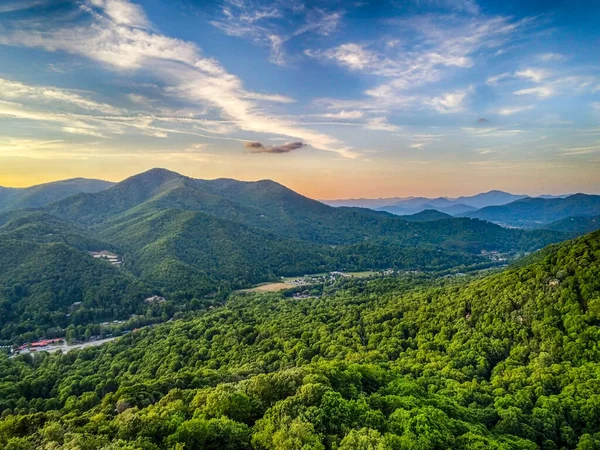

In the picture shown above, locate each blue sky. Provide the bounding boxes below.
[0,0,599,198]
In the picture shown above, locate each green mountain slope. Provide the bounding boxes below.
[0,178,113,213]
[540,215,600,234]
[402,209,453,221]
[1,229,599,449]
[48,168,567,252]
[0,238,150,341]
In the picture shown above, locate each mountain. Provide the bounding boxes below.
[435,203,478,215]
[465,193,600,227]
[2,228,600,449]
[320,197,406,208]
[540,215,600,234]
[402,209,453,222]
[0,177,114,213]
[47,168,564,250]
[453,189,527,208]
[378,202,478,216]
[328,190,530,215]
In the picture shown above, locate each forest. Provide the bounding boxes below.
[0,229,599,449]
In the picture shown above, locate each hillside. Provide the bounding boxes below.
[398,209,452,222]
[465,194,600,227]
[47,168,566,251]
[1,229,599,448]
[0,238,151,342]
[0,178,113,213]
[540,215,600,234]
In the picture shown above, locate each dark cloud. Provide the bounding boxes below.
[244,141,306,154]
[477,118,488,123]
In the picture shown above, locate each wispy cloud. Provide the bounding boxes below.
[309,14,524,112]
[559,144,600,156]
[318,110,364,120]
[537,52,564,62]
[515,68,548,83]
[497,104,534,116]
[0,0,356,158]
[426,88,470,113]
[210,1,341,67]
[365,117,399,131]
[513,86,553,98]
[0,0,46,13]
[513,76,596,99]
[486,72,511,86]
[0,77,121,114]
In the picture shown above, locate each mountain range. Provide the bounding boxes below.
[465,194,600,227]
[323,190,573,216]
[324,190,600,229]
[0,168,573,342]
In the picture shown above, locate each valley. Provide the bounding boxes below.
[0,169,599,449]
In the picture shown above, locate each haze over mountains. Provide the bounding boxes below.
[324,190,569,214]
[324,190,600,229]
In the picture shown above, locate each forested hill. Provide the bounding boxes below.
[0,229,599,449]
[0,178,113,213]
[46,168,565,250]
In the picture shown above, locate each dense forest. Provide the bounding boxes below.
[0,229,599,449]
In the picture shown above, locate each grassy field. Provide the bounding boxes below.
[237,282,292,293]
[237,271,382,294]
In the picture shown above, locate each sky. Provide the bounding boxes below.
[0,0,599,199]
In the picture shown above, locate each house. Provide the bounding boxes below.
[144,295,166,303]
[18,338,63,351]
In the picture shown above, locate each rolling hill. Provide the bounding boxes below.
[1,227,599,449]
[402,209,453,221]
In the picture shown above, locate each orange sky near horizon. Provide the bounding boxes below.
[1,156,598,199]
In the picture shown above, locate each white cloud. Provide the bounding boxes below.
[426,89,469,113]
[308,14,523,110]
[0,0,356,158]
[462,126,525,137]
[365,117,399,132]
[210,2,341,67]
[497,105,534,116]
[0,78,121,114]
[319,110,364,119]
[307,44,378,71]
[592,103,600,110]
[559,144,600,156]
[538,52,564,62]
[513,86,553,98]
[486,72,511,86]
[515,68,547,83]
[89,0,150,28]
